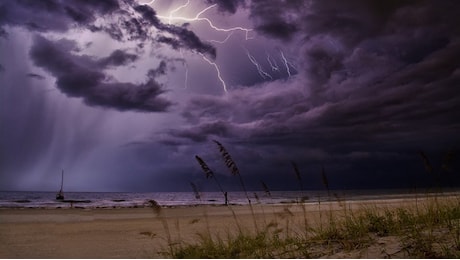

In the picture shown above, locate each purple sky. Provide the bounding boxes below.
[1,0,459,192]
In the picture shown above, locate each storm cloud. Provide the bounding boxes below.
[0,0,216,57]
[29,35,171,112]
[1,0,459,192]
[0,0,220,113]
[206,0,246,14]
[0,0,119,32]
[156,0,460,188]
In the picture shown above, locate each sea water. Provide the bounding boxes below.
[1,189,457,209]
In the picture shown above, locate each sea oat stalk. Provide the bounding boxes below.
[195,155,226,200]
[212,140,251,204]
[213,140,258,232]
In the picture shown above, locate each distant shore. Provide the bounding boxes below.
[1,194,459,258]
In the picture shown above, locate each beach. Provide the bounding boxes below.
[0,196,458,258]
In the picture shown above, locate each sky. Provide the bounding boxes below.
[0,0,459,192]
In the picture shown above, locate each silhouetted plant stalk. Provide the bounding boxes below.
[261,180,277,217]
[195,155,226,198]
[213,140,258,232]
[416,150,435,211]
[321,165,330,198]
[418,150,444,203]
[253,192,260,203]
[419,150,434,174]
[418,150,442,191]
[190,182,211,236]
[321,165,334,227]
[291,161,309,233]
[291,161,303,192]
[194,154,242,233]
[190,182,201,200]
[148,199,174,253]
[261,180,271,198]
[212,140,251,203]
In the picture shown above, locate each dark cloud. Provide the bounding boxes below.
[119,17,148,41]
[132,4,162,27]
[256,22,298,41]
[157,0,460,188]
[0,0,119,32]
[206,0,246,14]
[2,0,460,191]
[0,0,216,58]
[133,4,216,58]
[29,35,171,112]
[250,0,460,89]
[249,0,304,41]
[157,36,181,50]
[98,49,139,67]
[0,27,6,37]
[168,120,235,143]
[147,60,167,78]
[26,73,45,80]
[1,0,218,113]
[162,25,216,59]
[175,53,460,153]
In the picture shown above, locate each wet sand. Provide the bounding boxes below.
[0,196,456,258]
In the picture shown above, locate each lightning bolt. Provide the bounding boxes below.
[245,49,272,80]
[156,3,253,40]
[280,50,297,78]
[200,53,227,92]
[266,52,280,72]
[209,31,234,44]
[166,0,190,25]
[140,0,157,5]
[139,0,254,92]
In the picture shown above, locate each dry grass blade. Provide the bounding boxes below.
[213,140,239,176]
[195,155,214,179]
[212,140,256,232]
[148,199,162,215]
[190,182,201,200]
[291,161,304,192]
[254,192,260,203]
[196,154,227,202]
[321,165,329,191]
[291,161,302,182]
[419,151,433,174]
[261,181,271,197]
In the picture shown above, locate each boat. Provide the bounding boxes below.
[56,169,64,200]
[54,170,91,204]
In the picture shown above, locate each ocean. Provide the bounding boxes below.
[1,189,458,209]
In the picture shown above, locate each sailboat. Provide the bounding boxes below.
[56,169,64,200]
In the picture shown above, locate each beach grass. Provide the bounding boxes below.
[154,142,460,258]
[161,195,460,258]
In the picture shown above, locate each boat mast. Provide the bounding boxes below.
[60,169,64,192]
[56,169,65,200]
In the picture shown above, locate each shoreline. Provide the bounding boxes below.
[1,194,459,258]
[1,189,459,209]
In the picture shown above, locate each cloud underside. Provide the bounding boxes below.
[163,0,460,156]
[29,35,171,112]
[0,0,219,112]
[2,0,460,153]
[0,0,216,57]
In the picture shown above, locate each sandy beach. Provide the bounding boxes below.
[0,196,457,258]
